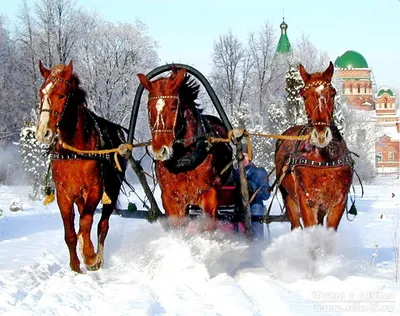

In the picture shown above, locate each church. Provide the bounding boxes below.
[334,50,400,175]
[276,19,400,175]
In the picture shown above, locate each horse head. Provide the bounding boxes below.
[36,60,76,144]
[299,61,336,148]
[138,68,186,161]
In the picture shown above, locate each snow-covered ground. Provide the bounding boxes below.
[0,176,400,315]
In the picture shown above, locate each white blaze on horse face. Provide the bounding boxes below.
[36,82,54,142]
[316,84,327,112]
[152,98,166,130]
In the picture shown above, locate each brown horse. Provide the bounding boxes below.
[137,68,232,229]
[275,62,353,230]
[35,60,127,273]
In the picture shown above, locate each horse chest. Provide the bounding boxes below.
[156,157,219,200]
[52,160,102,193]
[293,166,352,203]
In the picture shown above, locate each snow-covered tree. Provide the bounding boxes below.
[19,121,52,200]
[210,30,252,116]
[341,108,379,182]
[247,23,277,115]
[285,65,306,126]
[74,16,159,126]
[230,102,251,129]
[293,34,330,74]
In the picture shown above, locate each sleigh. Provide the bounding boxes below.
[122,64,288,232]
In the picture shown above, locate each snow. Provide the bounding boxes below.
[1,177,400,315]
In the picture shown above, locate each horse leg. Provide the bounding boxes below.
[326,199,346,230]
[57,194,81,273]
[284,195,302,230]
[199,188,218,232]
[93,175,123,270]
[298,194,318,228]
[160,190,188,228]
[76,187,102,270]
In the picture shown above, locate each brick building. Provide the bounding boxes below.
[334,50,400,175]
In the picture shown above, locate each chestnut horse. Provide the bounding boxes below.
[137,68,232,229]
[35,60,127,273]
[275,62,353,230]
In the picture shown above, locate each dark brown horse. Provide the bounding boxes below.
[35,60,127,273]
[137,68,232,229]
[275,62,353,230]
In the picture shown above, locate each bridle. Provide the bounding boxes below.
[301,80,335,127]
[148,95,181,137]
[39,76,72,128]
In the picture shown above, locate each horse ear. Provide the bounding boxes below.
[299,64,310,84]
[137,74,152,91]
[64,60,73,79]
[323,61,334,81]
[170,68,186,91]
[39,61,50,79]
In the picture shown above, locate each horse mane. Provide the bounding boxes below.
[52,67,92,141]
[69,73,88,107]
[50,64,88,107]
[168,65,202,114]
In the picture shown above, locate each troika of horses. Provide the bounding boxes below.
[34,59,354,273]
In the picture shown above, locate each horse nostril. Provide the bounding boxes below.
[44,129,52,140]
[161,146,168,156]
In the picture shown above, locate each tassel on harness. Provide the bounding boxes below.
[101,192,112,205]
[43,186,55,205]
[43,162,55,205]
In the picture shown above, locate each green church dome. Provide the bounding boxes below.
[334,50,368,69]
[276,19,292,54]
[377,88,394,97]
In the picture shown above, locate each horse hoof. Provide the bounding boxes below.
[86,259,103,271]
[70,264,83,274]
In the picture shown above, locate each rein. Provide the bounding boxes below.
[54,138,150,172]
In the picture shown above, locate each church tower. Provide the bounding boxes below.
[276,18,292,54]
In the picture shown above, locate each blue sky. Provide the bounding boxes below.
[1,0,400,91]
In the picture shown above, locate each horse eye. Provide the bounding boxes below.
[59,94,66,99]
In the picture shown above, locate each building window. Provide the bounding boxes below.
[376,151,382,162]
[384,99,388,109]
[364,86,367,93]
[357,85,361,93]
[389,150,394,162]
[350,85,353,94]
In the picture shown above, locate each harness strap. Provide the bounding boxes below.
[264,164,290,223]
[51,152,112,160]
[40,108,63,116]
[287,155,354,168]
